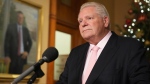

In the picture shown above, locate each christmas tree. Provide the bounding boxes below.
[120,0,150,61]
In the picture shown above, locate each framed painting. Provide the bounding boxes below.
[0,0,42,83]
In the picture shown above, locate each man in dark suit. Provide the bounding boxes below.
[56,2,150,84]
[4,11,32,74]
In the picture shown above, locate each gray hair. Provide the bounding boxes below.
[80,2,109,18]
[80,2,110,28]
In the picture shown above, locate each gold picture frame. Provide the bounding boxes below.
[0,0,42,83]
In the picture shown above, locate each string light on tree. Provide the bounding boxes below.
[120,0,150,61]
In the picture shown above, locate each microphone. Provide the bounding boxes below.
[11,47,58,84]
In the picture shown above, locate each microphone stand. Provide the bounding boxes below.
[11,59,45,84]
[27,66,44,84]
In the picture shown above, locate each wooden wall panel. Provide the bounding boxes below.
[48,0,86,84]
[57,0,86,29]
[47,0,57,84]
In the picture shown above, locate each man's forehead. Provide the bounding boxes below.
[78,10,97,19]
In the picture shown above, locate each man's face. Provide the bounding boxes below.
[17,13,24,25]
[78,6,109,43]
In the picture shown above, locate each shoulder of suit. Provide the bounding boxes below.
[22,26,29,31]
[118,36,143,47]
[72,42,89,50]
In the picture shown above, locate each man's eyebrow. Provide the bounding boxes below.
[77,18,82,21]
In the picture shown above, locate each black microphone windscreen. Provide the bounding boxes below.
[42,47,58,63]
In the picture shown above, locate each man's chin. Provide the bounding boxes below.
[83,36,93,41]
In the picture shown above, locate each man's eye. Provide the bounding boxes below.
[88,17,93,20]
[78,20,82,23]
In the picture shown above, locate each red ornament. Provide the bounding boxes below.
[125,19,132,26]
[138,14,147,22]
[128,9,133,15]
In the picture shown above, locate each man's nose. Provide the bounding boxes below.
[81,20,88,27]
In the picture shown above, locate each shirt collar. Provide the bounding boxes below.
[17,24,22,28]
[89,31,112,51]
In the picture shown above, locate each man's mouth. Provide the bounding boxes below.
[83,29,92,32]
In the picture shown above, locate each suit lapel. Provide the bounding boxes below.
[77,43,90,84]
[86,32,119,84]
[67,43,90,84]
[14,24,19,41]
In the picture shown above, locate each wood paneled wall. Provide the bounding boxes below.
[57,0,86,29]
[47,0,86,84]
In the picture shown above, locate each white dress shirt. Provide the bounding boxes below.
[82,31,112,79]
[17,24,24,54]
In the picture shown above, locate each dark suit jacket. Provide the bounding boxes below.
[56,31,150,84]
[4,23,32,64]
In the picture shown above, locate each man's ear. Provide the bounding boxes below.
[103,16,109,27]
